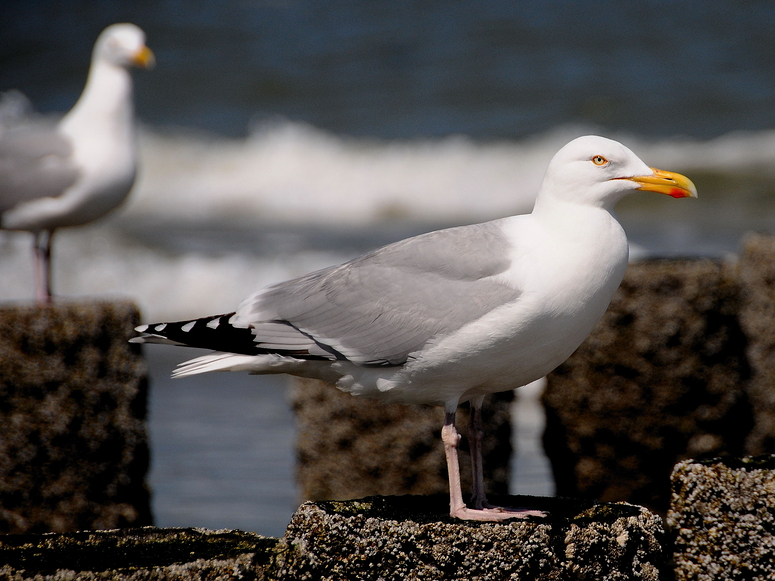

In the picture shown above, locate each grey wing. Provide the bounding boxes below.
[236,220,522,366]
[0,121,80,214]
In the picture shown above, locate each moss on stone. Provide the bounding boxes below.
[691,453,775,470]
[0,527,278,574]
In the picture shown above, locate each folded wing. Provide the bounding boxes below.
[236,220,522,366]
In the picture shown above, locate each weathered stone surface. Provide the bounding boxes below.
[275,494,666,580]
[0,497,666,580]
[738,233,775,455]
[0,527,277,580]
[292,378,512,501]
[667,456,775,581]
[543,259,752,514]
[0,301,152,533]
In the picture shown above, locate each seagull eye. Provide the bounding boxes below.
[591,155,608,166]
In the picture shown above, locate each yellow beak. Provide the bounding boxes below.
[628,167,698,199]
[132,45,156,70]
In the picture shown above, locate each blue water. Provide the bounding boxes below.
[4,0,775,139]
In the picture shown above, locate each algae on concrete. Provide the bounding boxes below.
[0,527,278,581]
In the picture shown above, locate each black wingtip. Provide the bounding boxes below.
[132,313,261,355]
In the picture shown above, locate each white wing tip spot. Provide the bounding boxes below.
[181,321,195,332]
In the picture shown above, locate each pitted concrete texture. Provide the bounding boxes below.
[738,233,775,455]
[275,495,666,581]
[668,456,775,581]
[0,301,151,533]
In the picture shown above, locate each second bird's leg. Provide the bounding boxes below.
[468,398,488,510]
[33,230,54,304]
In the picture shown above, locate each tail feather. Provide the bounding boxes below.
[128,334,186,347]
[131,313,336,361]
[172,352,262,377]
[132,312,259,355]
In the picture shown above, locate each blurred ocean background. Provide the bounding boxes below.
[3,0,775,537]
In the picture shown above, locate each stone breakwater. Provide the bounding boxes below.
[5,234,775,578]
[2,471,774,581]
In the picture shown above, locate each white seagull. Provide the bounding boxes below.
[0,23,154,303]
[132,135,696,521]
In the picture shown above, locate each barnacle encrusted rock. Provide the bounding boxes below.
[0,496,665,580]
[0,526,277,580]
[668,455,775,581]
[737,233,775,455]
[275,494,666,580]
[0,301,151,533]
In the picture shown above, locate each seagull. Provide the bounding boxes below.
[132,135,697,521]
[0,23,154,304]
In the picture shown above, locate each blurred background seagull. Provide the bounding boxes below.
[0,23,153,304]
[132,135,697,521]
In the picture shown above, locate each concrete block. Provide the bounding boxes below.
[738,233,775,455]
[275,495,666,580]
[291,378,512,502]
[543,259,751,514]
[0,301,152,533]
[668,456,775,581]
[0,496,665,580]
[0,527,276,580]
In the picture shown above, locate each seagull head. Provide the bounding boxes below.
[538,135,697,210]
[94,23,155,70]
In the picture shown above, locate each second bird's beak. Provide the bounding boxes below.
[132,45,155,70]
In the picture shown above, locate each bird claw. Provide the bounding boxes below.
[451,505,548,522]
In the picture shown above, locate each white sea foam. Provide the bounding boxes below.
[2,120,775,321]
[126,121,775,226]
[125,120,556,225]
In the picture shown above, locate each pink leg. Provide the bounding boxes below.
[468,402,488,510]
[33,230,53,304]
[442,412,467,516]
[442,407,547,521]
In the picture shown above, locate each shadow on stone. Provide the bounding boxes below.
[738,233,775,456]
[0,527,277,580]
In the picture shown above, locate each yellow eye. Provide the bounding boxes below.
[592,155,608,166]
